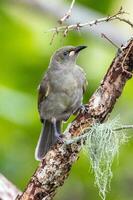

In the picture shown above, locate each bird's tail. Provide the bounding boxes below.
[35,120,61,161]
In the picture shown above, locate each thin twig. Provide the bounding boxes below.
[114,125,133,131]
[50,0,75,44]
[49,8,127,37]
[58,0,75,24]
[101,33,120,49]
[116,17,133,28]
[50,28,58,45]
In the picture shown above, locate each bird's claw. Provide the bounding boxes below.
[57,136,64,143]
[80,104,89,114]
[55,131,64,143]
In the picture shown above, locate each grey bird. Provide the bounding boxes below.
[35,45,87,160]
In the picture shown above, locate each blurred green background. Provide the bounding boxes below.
[0,0,133,200]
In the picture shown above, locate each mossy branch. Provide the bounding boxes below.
[16,38,133,200]
[65,124,133,145]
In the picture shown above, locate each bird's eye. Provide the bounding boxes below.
[63,51,67,56]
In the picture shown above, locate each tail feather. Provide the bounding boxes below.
[35,120,61,161]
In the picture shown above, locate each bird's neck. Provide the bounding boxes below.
[50,60,76,70]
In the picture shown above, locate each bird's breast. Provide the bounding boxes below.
[49,69,80,94]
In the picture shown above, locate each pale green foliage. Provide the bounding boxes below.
[83,117,128,200]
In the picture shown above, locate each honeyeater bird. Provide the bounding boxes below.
[35,45,87,160]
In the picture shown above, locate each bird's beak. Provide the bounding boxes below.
[74,45,87,53]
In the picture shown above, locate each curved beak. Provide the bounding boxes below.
[74,45,87,53]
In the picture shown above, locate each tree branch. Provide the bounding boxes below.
[49,7,132,37]
[16,38,133,200]
[114,125,133,131]
[101,33,120,48]
[58,0,75,24]
[115,17,133,28]
[0,174,21,200]
[10,0,130,44]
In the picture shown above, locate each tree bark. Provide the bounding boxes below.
[15,39,133,200]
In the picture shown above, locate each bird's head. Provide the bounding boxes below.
[50,45,87,66]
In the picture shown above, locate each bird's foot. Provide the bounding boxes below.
[55,131,64,143]
[73,104,89,115]
[80,104,89,114]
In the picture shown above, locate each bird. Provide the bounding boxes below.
[35,45,87,161]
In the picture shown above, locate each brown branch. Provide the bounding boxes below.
[58,0,75,24]
[0,174,21,200]
[16,38,133,200]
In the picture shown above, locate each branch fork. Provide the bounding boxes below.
[49,7,133,44]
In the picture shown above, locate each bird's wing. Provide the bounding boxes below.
[83,77,88,94]
[76,65,88,94]
[38,74,50,111]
